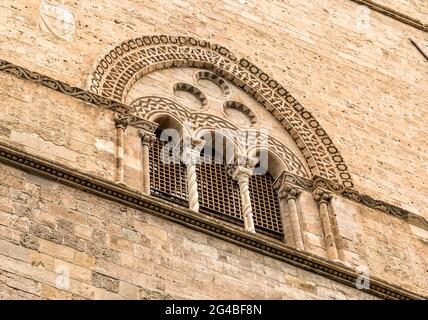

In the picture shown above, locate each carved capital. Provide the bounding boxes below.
[278,183,302,201]
[273,171,313,192]
[138,130,156,147]
[312,187,333,205]
[236,154,259,170]
[229,165,252,182]
[182,136,206,152]
[227,154,258,181]
[182,136,205,165]
[131,117,158,133]
[113,113,130,130]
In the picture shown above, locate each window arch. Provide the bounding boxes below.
[149,115,188,206]
[196,131,244,226]
[249,149,286,239]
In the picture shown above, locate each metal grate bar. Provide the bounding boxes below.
[150,138,188,205]
[249,173,283,238]
[197,154,243,222]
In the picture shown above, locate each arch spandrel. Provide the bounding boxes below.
[88,35,353,188]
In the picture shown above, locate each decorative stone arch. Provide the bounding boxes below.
[88,35,353,188]
[132,96,309,178]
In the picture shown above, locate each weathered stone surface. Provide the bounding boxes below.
[0,0,426,300]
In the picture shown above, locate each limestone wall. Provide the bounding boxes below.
[0,163,378,299]
[0,0,427,299]
[1,0,426,218]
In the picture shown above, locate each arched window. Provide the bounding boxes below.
[249,151,284,239]
[249,172,283,239]
[149,116,188,206]
[196,133,244,226]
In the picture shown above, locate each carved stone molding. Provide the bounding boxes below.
[0,59,130,114]
[130,96,310,178]
[0,142,424,300]
[87,35,353,188]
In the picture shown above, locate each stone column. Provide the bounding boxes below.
[278,183,304,250]
[313,187,338,261]
[113,113,129,185]
[230,156,258,233]
[182,137,205,212]
[138,130,156,195]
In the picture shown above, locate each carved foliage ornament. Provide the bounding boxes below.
[87,35,353,188]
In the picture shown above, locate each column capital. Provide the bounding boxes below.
[312,187,333,205]
[138,130,156,147]
[182,136,205,165]
[278,183,302,201]
[236,154,259,169]
[182,136,206,152]
[228,154,258,181]
[132,117,158,133]
[113,113,130,130]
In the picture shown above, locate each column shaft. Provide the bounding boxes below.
[237,174,255,233]
[141,143,151,194]
[319,202,338,260]
[287,197,304,250]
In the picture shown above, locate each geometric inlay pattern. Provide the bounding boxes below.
[223,100,257,127]
[173,82,208,109]
[87,35,353,188]
[130,96,310,178]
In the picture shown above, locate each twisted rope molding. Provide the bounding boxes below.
[0,58,426,231]
[0,142,424,300]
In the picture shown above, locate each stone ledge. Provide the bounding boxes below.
[0,141,425,300]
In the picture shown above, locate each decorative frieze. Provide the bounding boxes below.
[0,58,425,231]
[86,35,354,188]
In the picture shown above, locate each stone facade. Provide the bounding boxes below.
[0,0,427,300]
